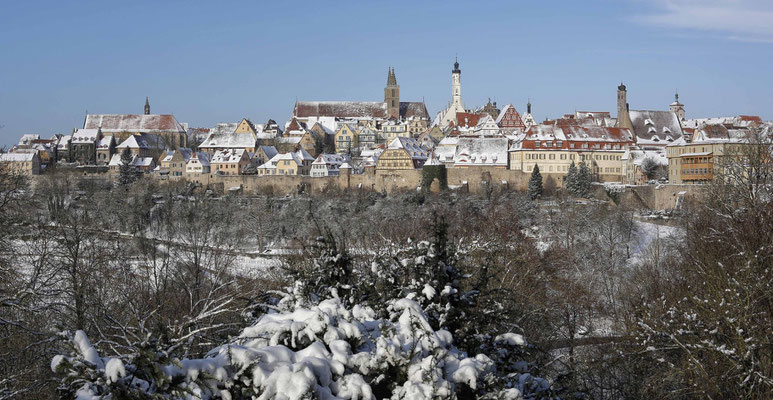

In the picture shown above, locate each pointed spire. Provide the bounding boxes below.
[144,97,150,115]
[675,90,679,102]
[387,66,397,86]
[527,99,531,114]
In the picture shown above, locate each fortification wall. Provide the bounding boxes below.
[29,167,704,210]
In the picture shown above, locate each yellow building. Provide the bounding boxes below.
[665,125,753,184]
[160,148,193,179]
[379,121,410,144]
[234,118,259,139]
[334,124,359,154]
[0,152,41,175]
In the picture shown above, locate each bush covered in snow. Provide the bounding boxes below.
[52,219,555,399]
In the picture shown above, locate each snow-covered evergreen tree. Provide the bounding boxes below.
[528,165,543,200]
[576,162,591,197]
[118,148,138,186]
[565,161,578,196]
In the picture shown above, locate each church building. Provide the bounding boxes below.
[83,98,187,148]
[292,67,430,134]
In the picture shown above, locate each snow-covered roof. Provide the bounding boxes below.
[628,110,682,143]
[211,149,248,164]
[626,149,668,166]
[689,124,754,144]
[18,134,40,146]
[525,124,634,143]
[56,135,72,149]
[161,148,194,163]
[437,136,459,146]
[0,152,37,162]
[72,128,101,144]
[453,137,509,167]
[116,133,166,150]
[387,137,428,160]
[200,124,255,149]
[187,151,210,166]
[313,153,348,165]
[293,101,388,119]
[97,136,114,149]
[295,147,314,161]
[108,153,154,167]
[84,114,185,134]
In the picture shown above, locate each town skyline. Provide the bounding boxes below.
[2,0,773,146]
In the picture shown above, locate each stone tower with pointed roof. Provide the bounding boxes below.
[669,91,685,121]
[384,67,400,119]
[144,97,150,115]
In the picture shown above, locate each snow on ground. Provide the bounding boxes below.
[630,219,681,258]
[230,254,282,279]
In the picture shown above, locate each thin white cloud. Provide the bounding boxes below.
[633,0,773,43]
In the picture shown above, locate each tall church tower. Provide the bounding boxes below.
[669,91,685,121]
[144,97,150,115]
[451,58,462,110]
[384,67,400,119]
[616,83,632,130]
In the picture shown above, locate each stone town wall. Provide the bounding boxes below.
[29,167,703,210]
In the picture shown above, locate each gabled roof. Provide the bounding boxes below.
[18,134,40,146]
[454,137,509,167]
[1,152,38,162]
[524,124,634,143]
[57,135,72,149]
[199,123,255,149]
[108,153,154,167]
[211,149,248,164]
[387,137,429,160]
[257,145,279,159]
[628,110,683,143]
[455,112,483,128]
[72,128,101,144]
[295,147,314,161]
[84,114,185,133]
[161,148,194,163]
[399,102,430,120]
[313,153,349,168]
[187,151,210,166]
[495,104,526,129]
[97,136,114,149]
[116,133,166,150]
[293,101,388,119]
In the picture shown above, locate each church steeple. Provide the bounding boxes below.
[386,67,397,86]
[384,66,400,119]
[144,97,150,115]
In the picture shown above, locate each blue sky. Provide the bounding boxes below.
[1,0,772,146]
